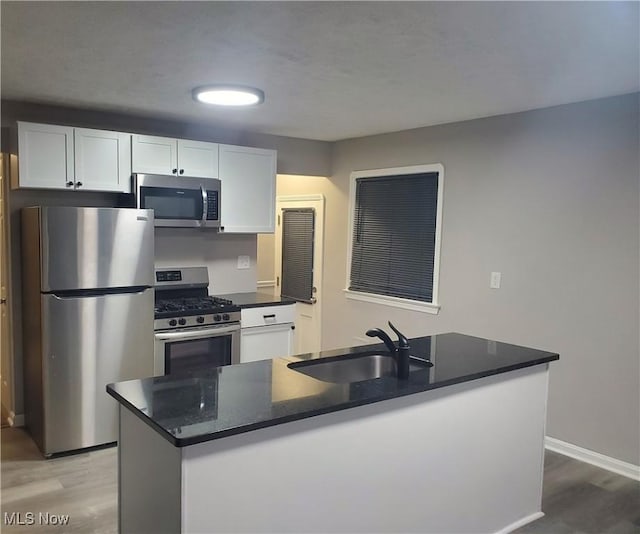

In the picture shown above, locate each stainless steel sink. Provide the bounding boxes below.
[288,353,431,383]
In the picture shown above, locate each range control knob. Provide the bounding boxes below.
[178,318,187,326]
[196,316,205,324]
[214,314,222,322]
[169,319,177,327]
[222,313,230,321]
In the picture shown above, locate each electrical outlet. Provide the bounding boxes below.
[487,340,497,355]
[237,255,251,269]
[490,272,502,289]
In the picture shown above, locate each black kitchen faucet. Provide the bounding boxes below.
[366,321,411,380]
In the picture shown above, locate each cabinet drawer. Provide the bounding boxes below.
[240,305,295,328]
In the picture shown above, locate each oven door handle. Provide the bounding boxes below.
[155,325,240,341]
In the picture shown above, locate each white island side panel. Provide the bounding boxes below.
[181,365,549,533]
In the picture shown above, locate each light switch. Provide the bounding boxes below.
[490,272,501,289]
[237,255,251,269]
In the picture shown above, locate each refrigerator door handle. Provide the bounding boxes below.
[48,286,152,299]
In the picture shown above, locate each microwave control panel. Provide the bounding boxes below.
[206,190,219,220]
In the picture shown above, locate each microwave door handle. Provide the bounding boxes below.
[155,325,240,341]
[201,186,208,225]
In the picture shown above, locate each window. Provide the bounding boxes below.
[281,208,315,303]
[346,164,443,314]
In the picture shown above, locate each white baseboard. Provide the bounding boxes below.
[8,412,25,427]
[256,280,276,289]
[545,436,640,481]
[496,512,544,534]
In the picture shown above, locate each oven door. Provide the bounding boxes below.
[153,324,240,376]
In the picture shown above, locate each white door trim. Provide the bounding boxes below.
[276,194,325,203]
[1,153,16,424]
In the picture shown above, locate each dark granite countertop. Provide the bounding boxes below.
[107,333,558,448]
[215,291,295,309]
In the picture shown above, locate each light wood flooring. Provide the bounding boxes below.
[1,427,639,533]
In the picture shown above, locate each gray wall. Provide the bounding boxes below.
[323,94,639,465]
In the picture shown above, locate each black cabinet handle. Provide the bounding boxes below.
[179,169,184,175]
[76,182,83,187]
[66,181,74,187]
[172,168,178,174]
[263,314,276,319]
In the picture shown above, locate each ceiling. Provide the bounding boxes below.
[1,1,638,142]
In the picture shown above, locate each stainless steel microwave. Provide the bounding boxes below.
[133,173,221,228]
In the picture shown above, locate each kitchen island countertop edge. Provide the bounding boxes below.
[107,332,559,447]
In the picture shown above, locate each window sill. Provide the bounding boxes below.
[343,289,441,315]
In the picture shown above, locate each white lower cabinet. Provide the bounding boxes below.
[240,305,295,363]
[240,324,295,363]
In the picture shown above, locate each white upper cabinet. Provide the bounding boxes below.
[177,139,219,178]
[132,135,218,178]
[219,144,276,233]
[18,122,74,190]
[131,135,177,175]
[74,128,131,193]
[16,123,275,228]
[17,122,132,193]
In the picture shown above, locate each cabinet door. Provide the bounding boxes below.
[218,145,276,233]
[74,128,132,193]
[17,122,74,189]
[131,134,177,175]
[177,139,218,178]
[240,324,294,363]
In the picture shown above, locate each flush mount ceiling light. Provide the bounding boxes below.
[192,85,265,107]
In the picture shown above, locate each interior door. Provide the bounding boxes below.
[275,195,324,354]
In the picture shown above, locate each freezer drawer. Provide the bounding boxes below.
[38,289,154,455]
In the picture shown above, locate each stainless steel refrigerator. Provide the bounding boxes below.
[21,206,155,456]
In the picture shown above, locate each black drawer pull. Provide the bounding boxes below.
[263,314,276,319]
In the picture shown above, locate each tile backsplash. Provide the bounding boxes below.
[154,228,257,295]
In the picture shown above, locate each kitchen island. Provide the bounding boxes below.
[107,333,558,534]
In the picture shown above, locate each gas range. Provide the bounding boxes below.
[154,267,240,331]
